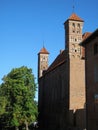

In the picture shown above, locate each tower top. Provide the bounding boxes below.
[68,13,84,22]
[38,47,49,54]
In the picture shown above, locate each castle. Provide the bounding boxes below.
[38,13,98,130]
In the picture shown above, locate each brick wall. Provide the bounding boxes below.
[85,37,98,130]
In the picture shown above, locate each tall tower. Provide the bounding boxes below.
[64,13,84,58]
[64,13,86,117]
[38,46,49,78]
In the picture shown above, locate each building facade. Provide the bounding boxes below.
[81,29,98,130]
[38,13,92,130]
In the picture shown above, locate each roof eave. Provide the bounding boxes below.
[80,28,98,46]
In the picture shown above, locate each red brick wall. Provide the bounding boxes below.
[85,37,98,130]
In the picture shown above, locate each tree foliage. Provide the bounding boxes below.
[0,66,38,130]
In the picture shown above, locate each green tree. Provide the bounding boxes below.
[0,66,38,130]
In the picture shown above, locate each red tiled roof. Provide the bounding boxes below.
[45,50,66,73]
[68,13,84,22]
[81,32,92,58]
[39,47,49,54]
[82,32,92,41]
[81,29,98,45]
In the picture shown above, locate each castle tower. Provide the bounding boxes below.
[38,46,49,78]
[64,13,84,57]
[64,13,86,124]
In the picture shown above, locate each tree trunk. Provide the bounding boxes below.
[25,120,29,130]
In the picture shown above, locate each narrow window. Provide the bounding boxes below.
[72,23,75,33]
[75,38,77,42]
[72,23,75,27]
[73,30,75,33]
[77,23,80,28]
[75,49,77,52]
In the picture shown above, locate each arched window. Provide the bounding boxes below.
[94,43,98,55]
[72,23,75,27]
[77,23,80,28]
[72,23,75,33]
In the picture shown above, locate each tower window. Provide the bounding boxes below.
[75,49,77,52]
[77,23,80,28]
[72,23,75,27]
[75,38,77,42]
[72,23,75,33]
[72,30,75,33]
[43,57,46,60]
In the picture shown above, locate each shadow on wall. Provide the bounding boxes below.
[68,108,86,130]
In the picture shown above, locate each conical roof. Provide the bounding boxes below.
[68,13,84,22]
[39,47,49,54]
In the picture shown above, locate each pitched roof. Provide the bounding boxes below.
[80,29,98,58]
[81,28,98,46]
[68,13,84,22]
[45,50,66,73]
[81,32,91,59]
[82,32,92,41]
[38,47,49,54]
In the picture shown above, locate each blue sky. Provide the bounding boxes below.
[0,0,98,100]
